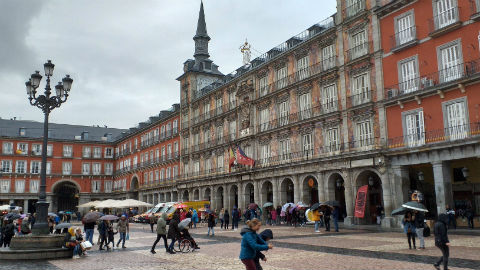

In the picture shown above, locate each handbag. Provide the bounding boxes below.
[126,233,129,240]
[80,241,92,250]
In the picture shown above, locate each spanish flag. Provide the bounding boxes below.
[228,147,236,172]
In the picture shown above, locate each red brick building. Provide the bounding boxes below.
[377,0,480,219]
[0,104,180,212]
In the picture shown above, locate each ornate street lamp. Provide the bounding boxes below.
[25,60,73,235]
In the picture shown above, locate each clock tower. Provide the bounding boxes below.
[177,0,223,104]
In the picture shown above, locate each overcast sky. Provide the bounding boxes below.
[0,0,336,129]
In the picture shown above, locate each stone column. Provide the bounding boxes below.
[237,182,244,210]
[253,181,260,205]
[272,178,279,208]
[293,175,301,204]
[392,166,410,210]
[211,187,217,210]
[24,199,29,213]
[223,185,228,210]
[432,161,453,216]
[380,171,394,228]
[278,179,286,205]
[317,173,326,203]
[343,171,355,226]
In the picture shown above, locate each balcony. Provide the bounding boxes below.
[348,89,373,108]
[390,26,418,53]
[347,41,371,62]
[228,101,236,111]
[388,122,480,149]
[322,56,337,71]
[385,60,480,101]
[344,0,365,19]
[429,7,461,37]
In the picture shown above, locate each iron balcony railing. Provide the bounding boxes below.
[385,59,480,100]
[429,6,460,33]
[347,41,371,62]
[391,26,417,50]
[387,122,480,149]
[345,0,365,18]
[347,89,373,108]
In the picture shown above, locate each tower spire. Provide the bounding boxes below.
[193,1,210,62]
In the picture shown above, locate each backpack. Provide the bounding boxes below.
[423,226,431,237]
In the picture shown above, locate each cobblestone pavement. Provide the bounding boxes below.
[1,223,480,270]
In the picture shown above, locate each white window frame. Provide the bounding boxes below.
[82,163,90,175]
[17,143,28,155]
[322,83,338,113]
[105,163,113,175]
[276,66,288,89]
[92,180,101,193]
[278,101,289,126]
[15,160,26,173]
[15,179,25,193]
[350,30,367,60]
[351,73,371,106]
[93,147,102,158]
[82,146,91,158]
[92,163,101,175]
[2,142,13,155]
[325,127,340,152]
[30,161,41,174]
[259,76,268,97]
[1,160,12,173]
[442,97,469,141]
[437,39,463,83]
[322,44,336,70]
[47,144,53,156]
[63,145,73,157]
[62,162,72,175]
[104,181,112,193]
[302,133,313,156]
[299,92,312,120]
[279,139,290,161]
[394,10,415,46]
[296,55,309,81]
[260,108,270,132]
[229,121,236,140]
[0,180,10,193]
[105,147,113,158]
[402,109,425,147]
[355,120,373,149]
[32,144,42,156]
[398,56,419,94]
[30,180,39,193]
[433,0,459,30]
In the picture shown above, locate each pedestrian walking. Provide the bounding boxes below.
[313,209,322,233]
[434,214,450,270]
[232,207,240,230]
[332,206,340,232]
[254,229,273,270]
[376,205,384,225]
[83,220,95,245]
[167,213,180,254]
[116,215,129,248]
[106,223,117,251]
[414,210,425,249]
[207,212,216,236]
[239,218,273,270]
[219,208,225,229]
[445,205,456,229]
[402,212,416,249]
[270,208,277,226]
[151,213,168,254]
[192,209,199,229]
[2,220,15,247]
[324,207,331,232]
[98,220,108,250]
[466,205,474,229]
[224,210,230,229]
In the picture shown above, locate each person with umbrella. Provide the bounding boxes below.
[98,219,108,251]
[402,212,416,249]
[116,215,129,249]
[414,210,426,249]
[232,207,240,230]
[332,206,340,232]
[151,213,169,254]
[323,206,332,232]
[207,211,216,236]
[2,219,15,247]
[167,213,180,254]
[434,213,450,270]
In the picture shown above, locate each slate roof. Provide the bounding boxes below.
[0,118,127,143]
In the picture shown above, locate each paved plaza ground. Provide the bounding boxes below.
[1,223,479,270]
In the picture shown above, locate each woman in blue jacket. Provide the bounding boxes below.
[402,212,416,249]
[239,218,273,270]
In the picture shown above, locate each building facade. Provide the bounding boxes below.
[2,0,479,227]
[376,0,480,221]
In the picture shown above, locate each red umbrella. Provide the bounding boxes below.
[175,204,188,208]
[248,203,258,210]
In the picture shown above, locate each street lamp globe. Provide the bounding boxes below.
[25,80,33,96]
[44,60,55,76]
[30,71,42,88]
[62,75,73,92]
[55,82,64,97]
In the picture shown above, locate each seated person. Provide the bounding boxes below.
[64,227,85,259]
[179,227,200,249]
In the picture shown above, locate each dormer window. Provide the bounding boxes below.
[19,128,26,136]
[203,62,211,70]
[81,131,89,140]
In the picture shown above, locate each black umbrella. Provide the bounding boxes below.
[391,206,408,216]
[5,213,21,220]
[55,223,73,230]
[402,201,428,212]
[323,200,340,207]
[83,211,102,223]
[310,203,321,211]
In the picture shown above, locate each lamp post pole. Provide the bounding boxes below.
[25,60,73,235]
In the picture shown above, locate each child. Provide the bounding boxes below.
[106,223,118,251]
[254,229,273,270]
